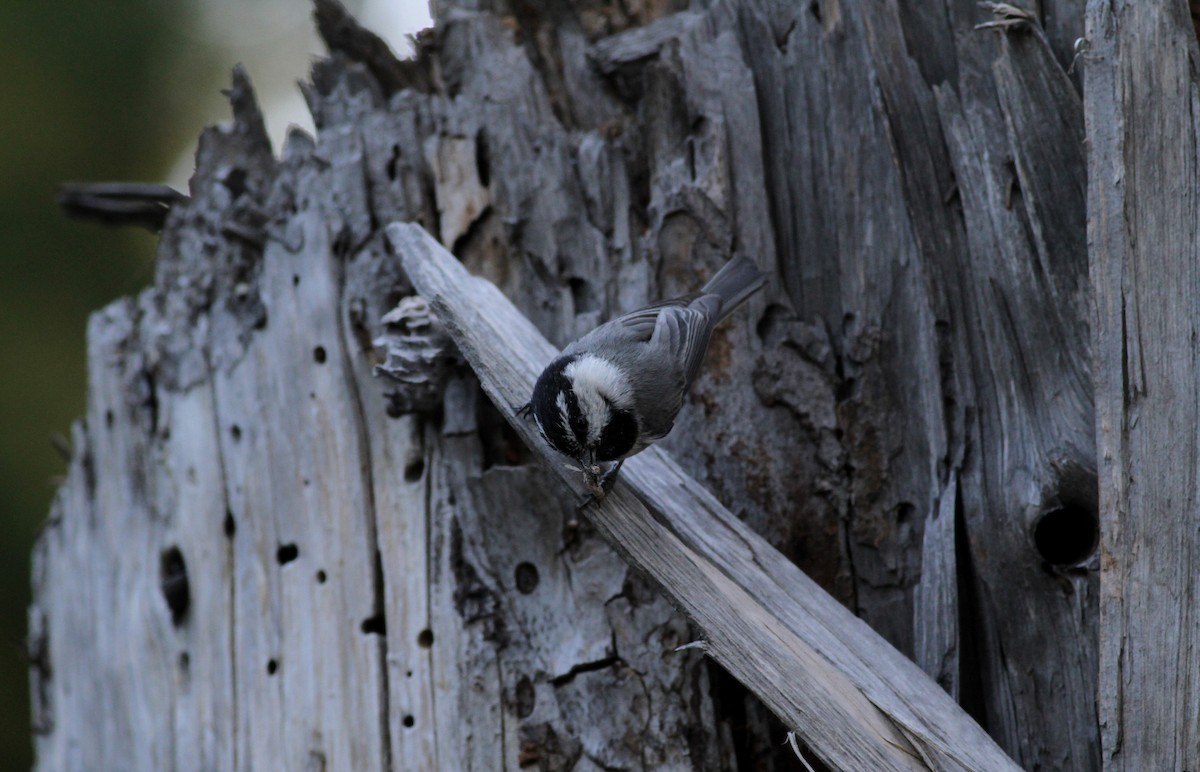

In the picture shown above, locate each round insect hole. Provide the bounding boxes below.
[404,459,425,483]
[402,715,415,728]
[416,629,434,649]
[316,569,327,584]
[267,658,278,675]
[313,346,327,364]
[1033,504,1099,567]
[514,562,539,594]
[230,424,242,442]
[276,543,299,565]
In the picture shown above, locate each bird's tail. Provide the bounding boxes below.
[703,256,767,322]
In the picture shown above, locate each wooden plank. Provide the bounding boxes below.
[388,221,1019,772]
[1085,1,1200,768]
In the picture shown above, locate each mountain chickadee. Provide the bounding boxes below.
[518,256,766,498]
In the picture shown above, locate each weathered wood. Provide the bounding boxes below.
[32,0,1114,768]
[390,221,1017,772]
[1085,2,1200,768]
[32,49,726,772]
[736,3,1097,766]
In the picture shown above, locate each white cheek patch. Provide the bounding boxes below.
[564,355,634,408]
[555,391,573,441]
[564,354,633,447]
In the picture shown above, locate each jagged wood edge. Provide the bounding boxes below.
[388,222,1018,772]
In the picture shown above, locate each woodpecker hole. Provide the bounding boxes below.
[514,562,539,594]
[1033,503,1098,567]
[276,543,299,565]
[404,459,425,483]
[159,546,190,627]
[267,658,278,675]
[313,346,327,364]
[361,614,387,636]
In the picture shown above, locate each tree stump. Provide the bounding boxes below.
[32,0,1199,769]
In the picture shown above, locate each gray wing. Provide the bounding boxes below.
[562,294,701,354]
[650,295,721,388]
[621,297,720,444]
[564,293,720,387]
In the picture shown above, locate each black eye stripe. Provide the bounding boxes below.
[564,390,589,447]
[531,355,584,457]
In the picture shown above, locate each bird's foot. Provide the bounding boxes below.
[598,459,624,493]
[577,460,624,509]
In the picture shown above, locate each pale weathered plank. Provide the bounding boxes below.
[389,221,1019,772]
[1085,1,1200,768]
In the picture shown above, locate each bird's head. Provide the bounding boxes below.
[529,354,639,485]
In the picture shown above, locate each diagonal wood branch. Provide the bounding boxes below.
[387,222,1018,772]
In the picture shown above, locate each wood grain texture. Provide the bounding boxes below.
[31,0,1109,768]
[1086,1,1200,768]
[390,221,1016,772]
[31,34,724,772]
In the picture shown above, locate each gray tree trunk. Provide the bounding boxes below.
[1086,1,1200,768]
[29,0,1190,769]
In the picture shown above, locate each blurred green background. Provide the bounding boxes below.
[0,1,427,766]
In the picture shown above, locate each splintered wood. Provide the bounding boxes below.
[389,222,1016,772]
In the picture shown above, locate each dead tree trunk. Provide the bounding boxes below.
[1086,2,1200,768]
[35,0,1189,769]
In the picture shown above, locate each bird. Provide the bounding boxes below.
[518,256,766,498]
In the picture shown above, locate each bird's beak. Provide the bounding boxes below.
[583,468,604,499]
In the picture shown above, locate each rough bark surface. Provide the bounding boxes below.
[30,0,1104,769]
